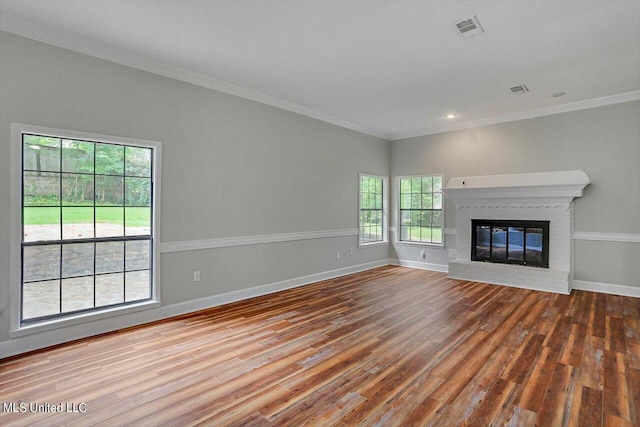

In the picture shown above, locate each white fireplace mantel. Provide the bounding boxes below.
[444,170,590,294]
[445,170,590,204]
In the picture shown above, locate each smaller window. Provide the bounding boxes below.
[398,175,444,245]
[359,174,387,245]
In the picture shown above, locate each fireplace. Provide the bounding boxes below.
[444,170,590,294]
[471,220,549,268]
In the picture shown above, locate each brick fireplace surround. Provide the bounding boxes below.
[445,170,590,294]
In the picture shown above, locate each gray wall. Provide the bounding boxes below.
[390,101,640,287]
[0,32,389,344]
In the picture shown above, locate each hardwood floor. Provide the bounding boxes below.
[1,266,639,426]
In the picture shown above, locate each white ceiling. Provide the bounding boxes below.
[1,0,639,140]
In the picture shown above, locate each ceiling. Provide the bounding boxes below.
[1,0,639,140]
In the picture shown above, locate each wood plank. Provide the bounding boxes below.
[536,362,578,426]
[578,386,603,427]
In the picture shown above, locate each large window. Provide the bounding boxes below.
[19,129,158,324]
[359,174,387,245]
[398,175,444,245]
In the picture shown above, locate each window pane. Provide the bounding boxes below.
[95,273,124,307]
[433,177,443,192]
[62,173,94,206]
[375,194,382,209]
[62,140,94,173]
[96,207,124,237]
[422,177,433,193]
[361,177,368,193]
[410,226,420,241]
[400,178,411,195]
[23,172,60,206]
[420,211,432,228]
[23,280,60,319]
[24,135,60,149]
[62,243,94,278]
[365,194,372,209]
[411,194,421,209]
[125,146,152,177]
[125,177,151,206]
[411,211,420,225]
[96,241,124,274]
[432,227,443,244]
[62,276,94,312]
[432,211,444,227]
[421,193,432,210]
[374,178,382,194]
[126,270,150,301]
[433,192,443,210]
[411,178,421,193]
[23,136,60,172]
[95,144,124,175]
[420,227,432,243]
[62,207,94,239]
[400,194,411,209]
[400,225,409,240]
[126,240,150,270]
[400,211,411,225]
[125,207,151,236]
[23,245,60,282]
[24,207,60,242]
[95,175,124,205]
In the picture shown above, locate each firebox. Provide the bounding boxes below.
[471,220,549,268]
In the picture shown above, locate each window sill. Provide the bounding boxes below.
[358,241,389,249]
[394,241,445,248]
[10,299,161,338]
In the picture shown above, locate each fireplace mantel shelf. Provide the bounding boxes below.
[444,170,590,203]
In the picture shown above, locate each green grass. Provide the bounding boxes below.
[24,206,151,227]
[402,226,443,243]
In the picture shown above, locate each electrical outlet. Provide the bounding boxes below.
[449,249,457,259]
[337,251,341,260]
[349,248,354,256]
[193,271,201,282]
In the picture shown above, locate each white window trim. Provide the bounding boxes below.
[395,173,445,248]
[358,172,389,248]
[9,123,162,338]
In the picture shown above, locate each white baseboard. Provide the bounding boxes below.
[390,258,448,273]
[572,279,640,298]
[0,259,389,359]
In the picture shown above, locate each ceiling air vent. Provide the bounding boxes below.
[510,84,529,94]
[451,15,484,38]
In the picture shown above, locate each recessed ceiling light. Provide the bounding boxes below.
[444,114,457,119]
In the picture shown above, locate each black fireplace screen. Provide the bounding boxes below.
[471,220,549,268]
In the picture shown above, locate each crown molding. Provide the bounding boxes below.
[389,90,640,141]
[0,15,389,140]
